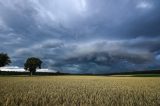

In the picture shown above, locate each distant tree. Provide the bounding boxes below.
[24,57,42,76]
[0,53,11,68]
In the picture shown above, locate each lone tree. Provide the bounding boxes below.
[0,53,11,68]
[24,57,42,76]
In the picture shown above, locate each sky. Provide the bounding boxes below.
[0,0,160,74]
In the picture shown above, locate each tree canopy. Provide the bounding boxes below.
[0,53,11,67]
[24,57,42,75]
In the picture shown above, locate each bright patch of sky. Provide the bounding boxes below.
[136,1,153,9]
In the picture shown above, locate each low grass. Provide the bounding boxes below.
[0,76,160,106]
[131,74,160,77]
[110,74,160,77]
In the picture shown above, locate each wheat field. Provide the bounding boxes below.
[0,76,160,106]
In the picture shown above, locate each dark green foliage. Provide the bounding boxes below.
[0,53,11,67]
[24,57,42,75]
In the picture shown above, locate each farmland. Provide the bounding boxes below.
[0,76,160,106]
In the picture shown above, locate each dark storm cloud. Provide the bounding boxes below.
[0,0,160,73]
[52,38,156,73]
[84,0,160,38]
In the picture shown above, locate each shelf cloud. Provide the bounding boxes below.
[0,0,160,73]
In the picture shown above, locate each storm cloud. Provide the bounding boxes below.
[0,0,160,73]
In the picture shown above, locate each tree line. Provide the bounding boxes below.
[0,52,42,76]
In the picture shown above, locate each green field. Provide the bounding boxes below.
[0,76,160,106]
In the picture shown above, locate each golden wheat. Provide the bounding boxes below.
[0,76,160,106]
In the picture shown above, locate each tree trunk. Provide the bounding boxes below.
[30,71,32,76]
[29,68,36,76]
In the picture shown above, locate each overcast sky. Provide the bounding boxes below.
[0,0,160,73]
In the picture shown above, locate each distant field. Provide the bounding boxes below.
[110,74,160,77]
[0,76,160,106]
